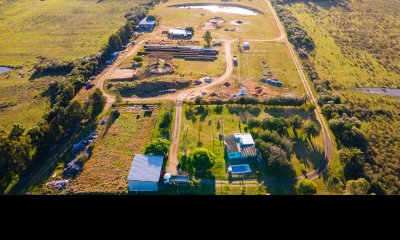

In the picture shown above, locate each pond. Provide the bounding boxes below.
[354,88,400,97]
[178,5,258,16]
[0,66,12,75]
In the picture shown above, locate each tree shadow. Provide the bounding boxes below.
[226,105,262,117]
[101,111,120,139]
[293,137,324,171]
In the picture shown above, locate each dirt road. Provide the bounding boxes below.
[265,0,334,178]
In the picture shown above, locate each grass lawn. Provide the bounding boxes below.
[0,0,146,66]
[67,104,165,193]
[150,0,280,40]
[179,104,325,180]
[0,68,52,131]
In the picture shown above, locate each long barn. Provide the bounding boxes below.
[127,154,164,192]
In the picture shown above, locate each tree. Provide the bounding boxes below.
[247,119,261,129]
[9,124,25,141]
[257,141,291,173]
[115,91,123,103]
[189,178,201,192]
[88,88,106,116]
[295,179,317,195]
[185,26,195,35]
[187,148,215,173]
[326,175,345,195]
[146,15,156,21]
[256,182,267,195]
[305,103,316,114]
[339,147,365,180]
[345,178,370,195]
[302,119,320,139]
[223,184,231,195]
[240,186,247,195]
[109,33,122,52]
[203,30,212,47]
[288,115,303,136]
[144,138,170,156]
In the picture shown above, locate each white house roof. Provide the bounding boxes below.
[234,133,255,145]
[169,29,192,36]
[128,154,164,182]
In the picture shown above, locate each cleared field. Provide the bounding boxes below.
[150,0,280,40]
[0,68,52,131]
[68,105,162,193]
[179,104,324,180]
[211,41,305,98]
[119,45,226,80]
[0,0,145,65]
[286,1,400,90]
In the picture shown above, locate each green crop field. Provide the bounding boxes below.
[281,0,400,194]
[0,0,145,66]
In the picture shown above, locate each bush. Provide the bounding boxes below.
[133,56,143,62]
[144,138,170,156]
[296,179,317,195]
[186,148,216,175]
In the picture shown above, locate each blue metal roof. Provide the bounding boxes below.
[139,17,156,26]
[128,154,164,182]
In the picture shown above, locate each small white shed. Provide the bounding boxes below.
[127,154,164,192]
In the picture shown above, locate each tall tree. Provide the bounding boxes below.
[339,147,365,180]
[302,119,320,140]
[203,30,212,47]
[288,115,303,136]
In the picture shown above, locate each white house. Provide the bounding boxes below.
[127,154,164,192]
[224,133,257,160]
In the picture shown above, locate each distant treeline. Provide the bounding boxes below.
[273,0,387,194]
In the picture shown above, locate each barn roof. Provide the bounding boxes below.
[128,154,164,182]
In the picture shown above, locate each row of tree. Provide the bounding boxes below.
[273,1,382,194]
[0,89,106,193]
[190,95,308,107]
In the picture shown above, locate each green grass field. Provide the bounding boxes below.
[0,0,145,66]
[286,1,400,90]
[68,104,164,193]
[179,104,325,180]
[150,0,280,40]
[0,68,53,131]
